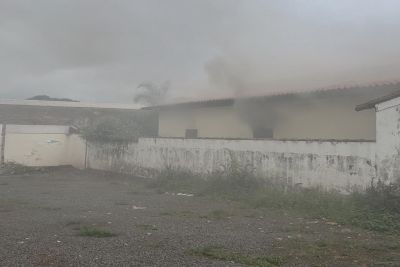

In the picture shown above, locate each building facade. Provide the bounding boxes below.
[153,83,400,141]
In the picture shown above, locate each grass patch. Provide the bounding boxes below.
[269,235,400,266]
[148,154,400,234]
[246,186,400,233]
[189,246,283,267]
[79,226,116,238]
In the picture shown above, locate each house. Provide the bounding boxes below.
[146,82,400,141]
[0,99,141,124]
[0,99,158,138]
[356,90,400,182]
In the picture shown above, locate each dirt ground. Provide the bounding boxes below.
[0,167,399,267]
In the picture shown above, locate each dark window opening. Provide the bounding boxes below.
[185,129,198,138]
[253,127,273,139]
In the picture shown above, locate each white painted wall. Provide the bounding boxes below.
[158,106,253,138]
[5,133,69,166]
[87,138,376,192]
[158,96,377,140]
[3,125,86,168]
[5,92,400,191]
[66,135,87,169]
[376,96,400,182]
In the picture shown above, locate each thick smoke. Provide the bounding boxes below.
[1,0,400,102]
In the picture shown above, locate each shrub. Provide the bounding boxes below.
[363,180,400,214]
[203,152,264,198]
[80,111,157,143]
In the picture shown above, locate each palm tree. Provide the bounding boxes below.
[134,81,170,106]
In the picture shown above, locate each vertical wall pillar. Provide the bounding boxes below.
[375,97,400,183]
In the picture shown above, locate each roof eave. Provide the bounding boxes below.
[356,89,400,111]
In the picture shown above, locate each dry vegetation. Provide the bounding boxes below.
[149,157,400,234]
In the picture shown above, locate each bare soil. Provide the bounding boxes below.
[0,167,399,266]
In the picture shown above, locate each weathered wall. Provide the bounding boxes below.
[5,133,68,166]
[87,138,376,192]
[272,97,377,140]
[66,135,87,169]
[376,97,400,182]
[158,106,253,138]
[158,98,377,140]
[3,125,86,168]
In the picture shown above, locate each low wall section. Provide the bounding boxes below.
[375,97,400,182]
[87,138,376,191]
[3,125,86,168]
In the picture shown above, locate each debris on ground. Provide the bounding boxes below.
[176,193,194,197]
[132,205,147,210]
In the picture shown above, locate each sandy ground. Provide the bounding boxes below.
[0,167,399,267]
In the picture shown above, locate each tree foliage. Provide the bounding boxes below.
[80,112,157,143]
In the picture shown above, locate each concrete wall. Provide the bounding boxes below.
[4,92,400,190]
[2,125,86,168]
[159,106,253,138]
[66,134,86,169]
[376,97,400,182]
[87,138,376,192]
[272,97,376,140]
[158,97,377,140]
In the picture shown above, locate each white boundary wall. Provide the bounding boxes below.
[5,93,400,192]
[2,125,86,169]
[87,138,376,192]
[376,96,400,183]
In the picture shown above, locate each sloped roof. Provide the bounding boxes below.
[355,90,400,111]
[144,81,400,110]
[0,99,140,110]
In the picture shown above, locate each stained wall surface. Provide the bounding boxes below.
[375,96,400,182]
[87,138,376,192]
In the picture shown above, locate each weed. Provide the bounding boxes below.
[247,186,400,233]
[79,226,116,238]
[148,156,400,234]
[189,245,283,267]
[147,167,206,194]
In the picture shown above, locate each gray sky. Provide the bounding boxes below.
[1,0,400,103]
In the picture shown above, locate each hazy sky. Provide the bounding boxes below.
[1,0,400,103]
